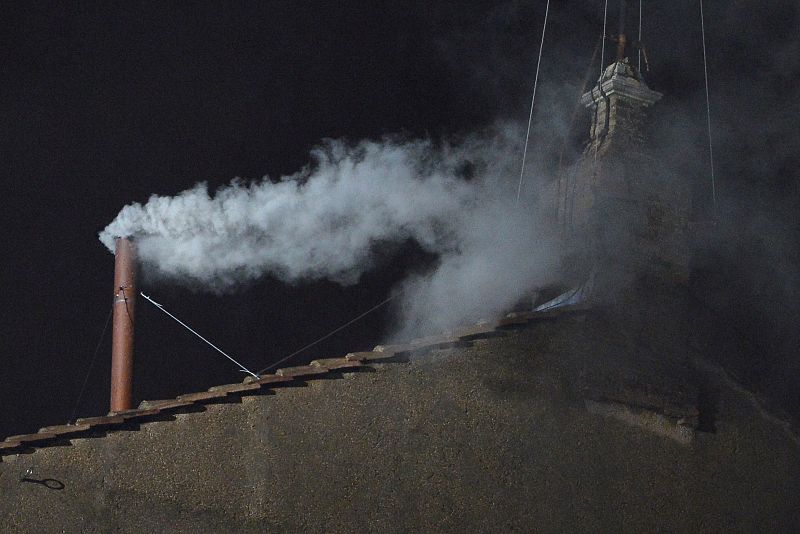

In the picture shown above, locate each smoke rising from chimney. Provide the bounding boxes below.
[99,123,559,336]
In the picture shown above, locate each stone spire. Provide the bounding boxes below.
[581,60,662,156]
[555,54,689,300]
[582,0,662,154]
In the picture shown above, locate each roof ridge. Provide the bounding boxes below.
[0,305,587,460]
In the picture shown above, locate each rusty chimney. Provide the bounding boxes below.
[110,237,137,412]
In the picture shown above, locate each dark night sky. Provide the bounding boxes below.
[1,1,798,438]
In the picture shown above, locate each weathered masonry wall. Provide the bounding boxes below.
[1,319,798,533]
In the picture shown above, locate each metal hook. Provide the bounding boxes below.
[20,467,33,481]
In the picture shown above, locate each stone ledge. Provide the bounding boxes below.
[585,399,694,445]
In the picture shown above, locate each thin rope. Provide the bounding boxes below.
[638,0,643,72]
[256,292,397,375]
[593,1,608,168]
[600,0,609,75]
[515,0,550,206]
[699,0,717,216]
[140,292,259,379]
[69,304,114,423]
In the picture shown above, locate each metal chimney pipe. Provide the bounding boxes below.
[110,237,137,412]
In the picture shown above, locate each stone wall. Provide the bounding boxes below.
[1,322,798,533]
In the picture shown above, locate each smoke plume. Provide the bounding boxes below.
[99,124,559,337]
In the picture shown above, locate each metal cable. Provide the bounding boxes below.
[638,0,643,72]
[255,292,397,375]
[69,304,114,423]
[140,292,259,379]
[515,0,550,206]
[699,0,718,216]
[600,0,609,75]
[120,286,134,326]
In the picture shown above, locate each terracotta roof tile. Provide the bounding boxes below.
[373,335,473,356]
[177,390,229,403]
[139,399,195,411]
[5,432,57,445]
[75,414,126,427]
[346,350,398,362]
[275,365,329,378]
[372,343,417,354]
[111,408,162,421]
[39,423,91,436]
[310,357,364,370]
[451,323,504,340]
[208,382,262,394]
[343,352,367,361]
[242,374,292,385]
[407,334,473,351]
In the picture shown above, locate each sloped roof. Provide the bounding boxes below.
[0,305,587,459]
[1,303,798,533]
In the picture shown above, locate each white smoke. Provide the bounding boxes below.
[99,124,559,337]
